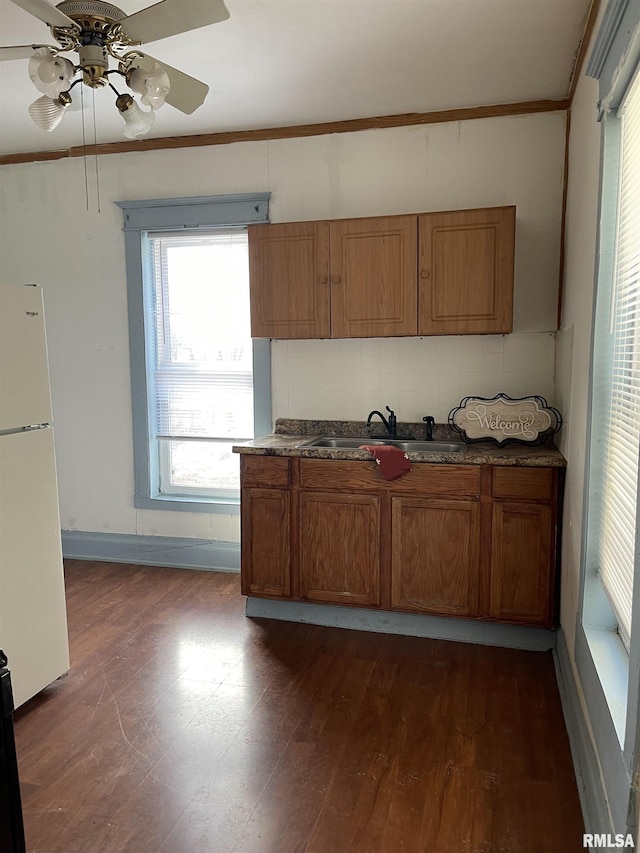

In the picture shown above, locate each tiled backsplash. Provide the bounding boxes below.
[271,332,556,424]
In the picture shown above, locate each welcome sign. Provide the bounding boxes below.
[449,394,562,446]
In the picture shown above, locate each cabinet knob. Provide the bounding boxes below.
[318,276,328,284]
[331,275,342,285]
[420,269,430,279]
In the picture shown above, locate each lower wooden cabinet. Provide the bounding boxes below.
[240,455,560,628]
[391,497,480,617]
[490,501,554,625]
[240,487,291,597]
[299,492,381,606]
[240,456,292,597]
[489,466,557,627]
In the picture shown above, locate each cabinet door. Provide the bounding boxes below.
[490,502,554,626]
[300,492,381,606]
[330,215,418,338]
[391,498,480,617]
[248,221,330,338]
[241,488,291,597]
[418,206,515,335]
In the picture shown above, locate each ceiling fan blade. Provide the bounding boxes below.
[125,52,209,115]
[119,0,229,45]
[9,0,79,29]
[0,44,57,61]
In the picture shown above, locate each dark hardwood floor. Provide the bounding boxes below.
[13,560,584,852]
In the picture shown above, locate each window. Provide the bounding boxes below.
[149,230,253,499]
[596,69,640,648]
[587,68,640,651]
[118,194,271,513]
[576,0,640,828]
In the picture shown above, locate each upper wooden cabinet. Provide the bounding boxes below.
[249,215,417,338]
[248,206,515,339]
[329,216,417,337]
[418,206,516,335]
[248,220,331,339]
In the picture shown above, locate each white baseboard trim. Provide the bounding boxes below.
[553,626,614,838]
[61,530,240,572]
[245,597,557,651]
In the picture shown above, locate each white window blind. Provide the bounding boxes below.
[598,68,640,646]
[147,229,253,496]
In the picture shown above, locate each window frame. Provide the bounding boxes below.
[118,193,271,514]
[587,73,640,656]
[581,104,634,745]
[576,0,640,832]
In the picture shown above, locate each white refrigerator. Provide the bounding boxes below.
[0,284,69,708]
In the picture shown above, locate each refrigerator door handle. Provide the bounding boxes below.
[0,424,51,437]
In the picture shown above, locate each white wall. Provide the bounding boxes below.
[272,333,556,424]
[0,111,565,542]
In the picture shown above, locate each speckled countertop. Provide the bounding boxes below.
[232,419,566,467]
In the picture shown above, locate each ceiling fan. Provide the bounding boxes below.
[0,0,230,137]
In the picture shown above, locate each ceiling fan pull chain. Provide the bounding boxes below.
[92,85,100,214]
[80,82,89,211]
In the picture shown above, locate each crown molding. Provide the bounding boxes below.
[0,98,570,166]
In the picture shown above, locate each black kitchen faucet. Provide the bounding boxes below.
[367,406,397,436]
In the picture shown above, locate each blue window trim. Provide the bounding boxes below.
[117,193,271,514]
[587,0,640,117]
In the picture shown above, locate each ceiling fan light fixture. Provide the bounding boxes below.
[128,63,170,110]
[28,93,70,131]
[28,48,75,98]
[116,93,155,138]
[6,0,227,140]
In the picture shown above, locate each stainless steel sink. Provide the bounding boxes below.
[388,440,463,453]
[305,437,388,448]
[304,437,464,453]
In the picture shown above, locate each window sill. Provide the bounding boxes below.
[584,625,629,746]
[134,494,240,515]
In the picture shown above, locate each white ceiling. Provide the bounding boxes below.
[0,0,592,157]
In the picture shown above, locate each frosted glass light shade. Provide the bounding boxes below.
[117,96,155,138]
[28,49,74,98]
[128,63,170,110]
[28,95,68,131]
